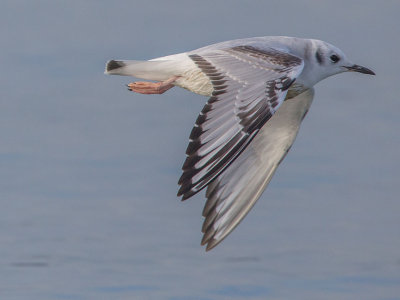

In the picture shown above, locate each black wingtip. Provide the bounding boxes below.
[177,187,196,201]
[105,60,126,72]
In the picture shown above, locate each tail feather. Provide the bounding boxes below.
[105,60,127,73]
[104,59,182,81]
[105,60,147,76]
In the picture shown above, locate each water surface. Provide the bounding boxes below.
[1,1,399,299]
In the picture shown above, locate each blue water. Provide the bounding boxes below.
[1,1,399,299]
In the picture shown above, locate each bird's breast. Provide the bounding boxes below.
[286,83,308,100]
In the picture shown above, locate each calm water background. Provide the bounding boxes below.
[1,1,399,299]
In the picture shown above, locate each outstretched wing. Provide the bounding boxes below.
[201,89,314,251]
[177,46,304,200]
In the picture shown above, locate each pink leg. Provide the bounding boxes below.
[127,76,180,94]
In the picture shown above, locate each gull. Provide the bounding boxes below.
[105,36,375,251]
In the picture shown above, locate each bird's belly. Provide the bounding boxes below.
[174,69,306,99]
[175,68,213,96]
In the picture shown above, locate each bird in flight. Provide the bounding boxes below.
[105,36,375,251]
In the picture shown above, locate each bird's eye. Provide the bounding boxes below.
[330,54,340,63]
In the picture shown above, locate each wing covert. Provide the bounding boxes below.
[178,46,304,200]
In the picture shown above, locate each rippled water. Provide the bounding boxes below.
[1,1,399,299]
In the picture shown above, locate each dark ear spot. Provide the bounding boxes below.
[315,50,323,64]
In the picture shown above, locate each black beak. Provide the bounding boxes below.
[345,64,375,75]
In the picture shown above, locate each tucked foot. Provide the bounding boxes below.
[127,76,180,94]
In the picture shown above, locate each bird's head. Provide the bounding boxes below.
[304,39,375,86]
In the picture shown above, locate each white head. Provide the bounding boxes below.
[296,39,375,87]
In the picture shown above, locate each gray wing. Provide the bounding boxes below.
[177,46,304,199]
[202,88,314,250]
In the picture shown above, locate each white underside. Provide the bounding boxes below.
[106,53,213,96]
